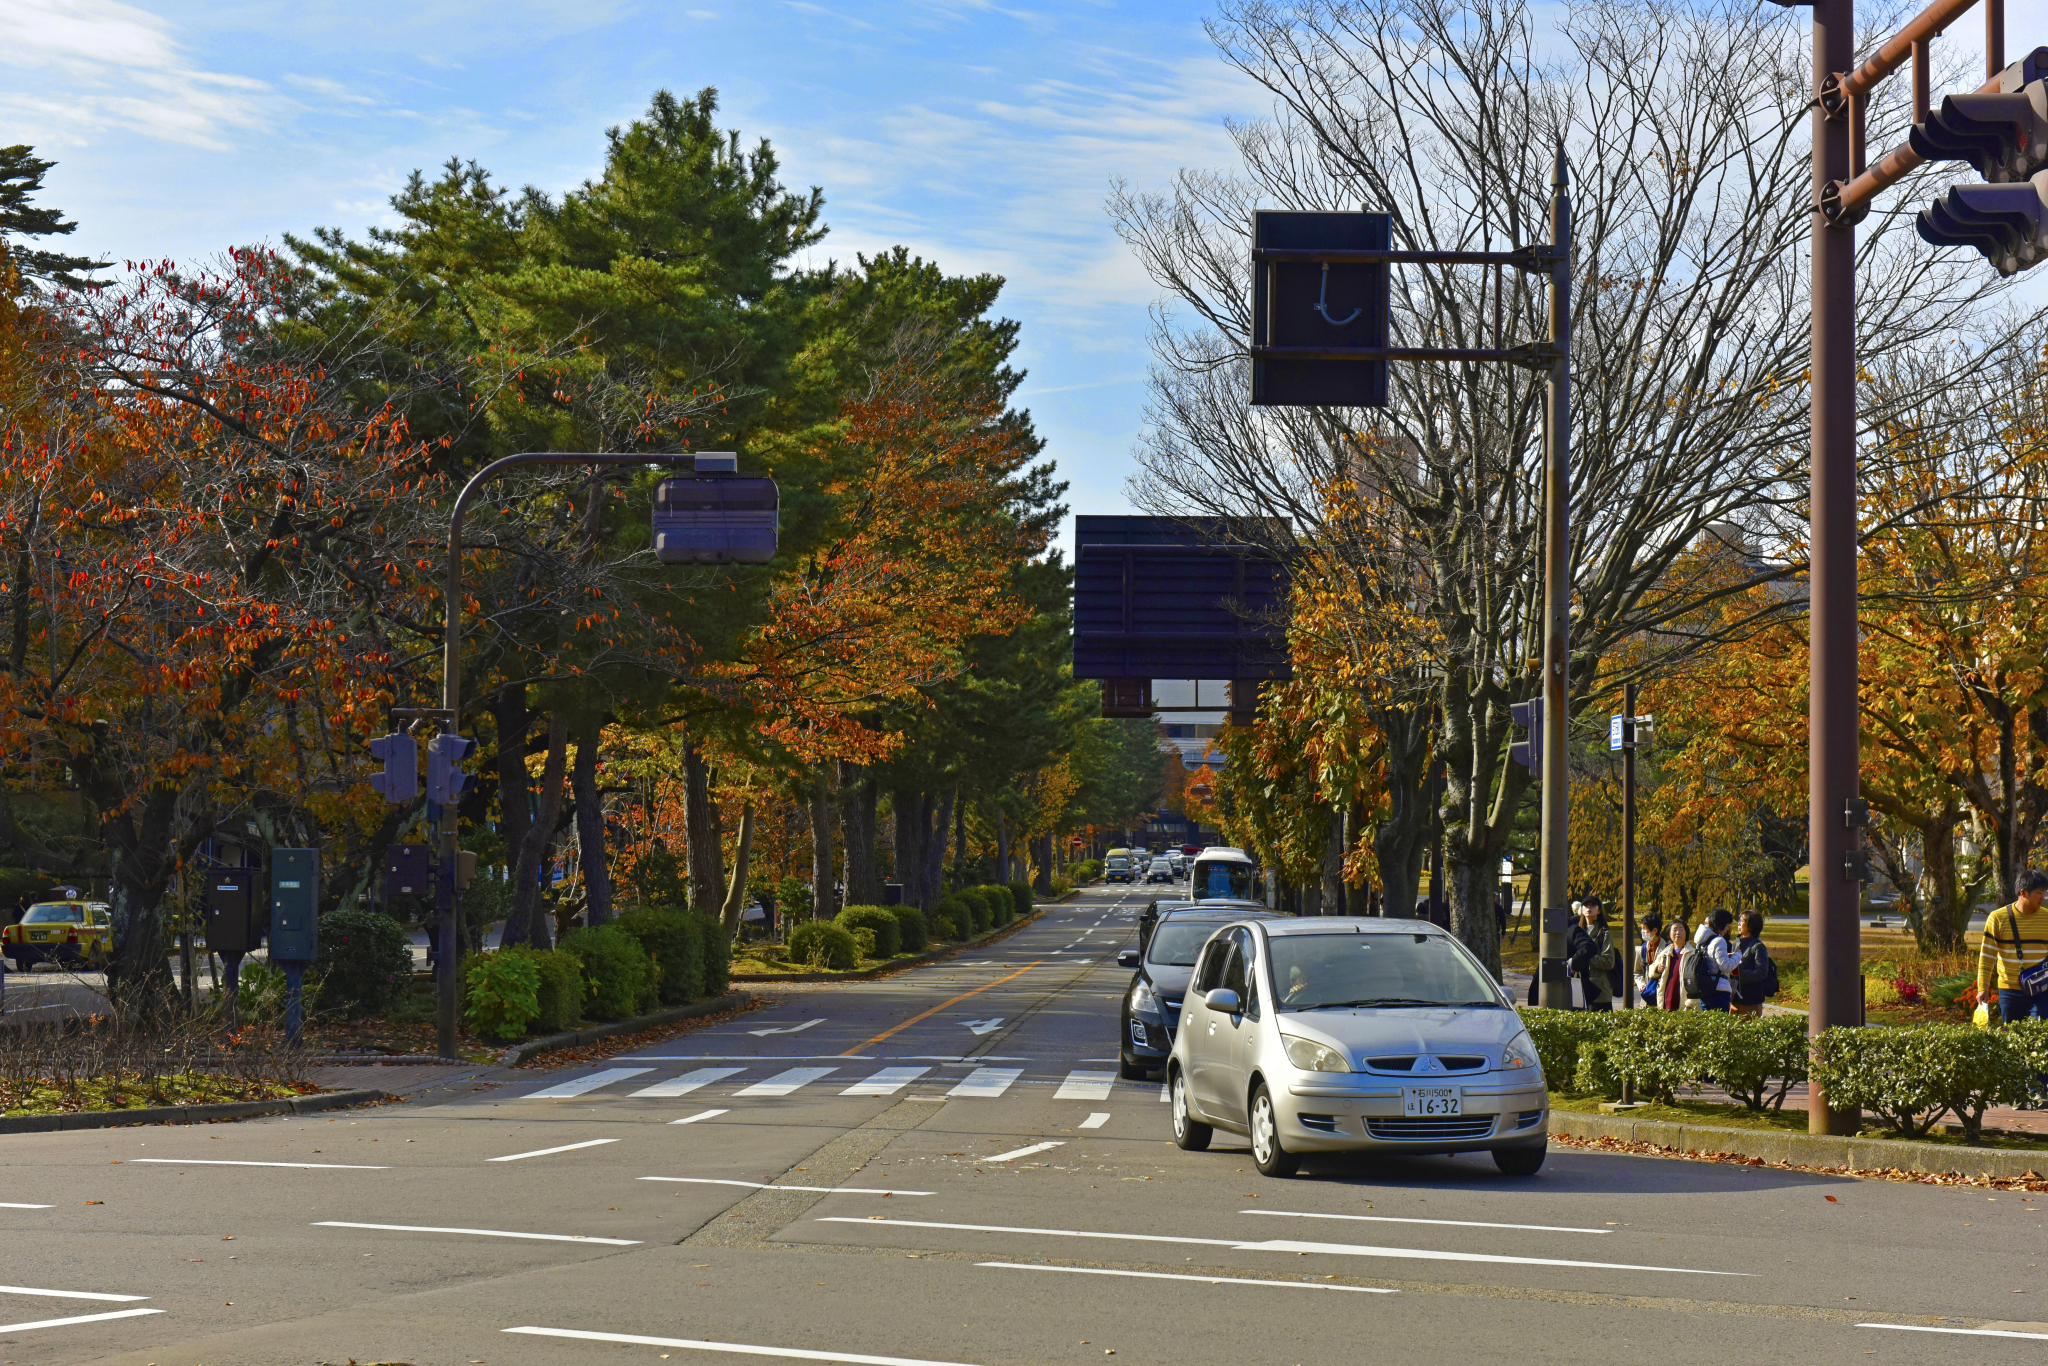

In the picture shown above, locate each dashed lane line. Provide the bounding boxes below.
[976,1262,1399,1293]
[504,1325,981,1365]
[639,1177,931,1195]
[1241,1209,1612,1235]
[0,1286,150,1302]
[670,1109,729,1125]
[983,1141,1065,1162]
[487,1139,619,1162]
[0,1308,162,1334]
[313,1222,640,1246]
[128,1158,389,1170]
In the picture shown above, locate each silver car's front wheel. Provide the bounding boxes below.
[1248,1083,1298,1177]
[1171,1068,1211,1152]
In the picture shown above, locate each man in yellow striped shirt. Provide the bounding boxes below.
[1978,870,2048,1023]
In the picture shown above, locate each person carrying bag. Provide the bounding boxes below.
[1730,910,1777,1016]
[1979,870,2048,1024]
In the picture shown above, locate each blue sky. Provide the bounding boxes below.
[1,0,1274,558]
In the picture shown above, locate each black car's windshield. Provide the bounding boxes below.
[1147,922,1223,967]
[1270,933,1501,1010]
[1191,862,1256,900]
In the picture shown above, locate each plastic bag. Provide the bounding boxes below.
[1973,1001,1994,1030]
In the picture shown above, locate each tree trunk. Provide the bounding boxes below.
[721,800,757,941]
[893,787,927,908]
[810,768,838,921]
[923,786,957,909]
[1372,708,1434,920]
[506,712,569,949]
[1320,811,1346,916]
[572,719,612,927]
[683,740,724,916]
[994,807,1010,887]
[840,764,880,904]
[492,684,532,898]
[1032,833,1055,895]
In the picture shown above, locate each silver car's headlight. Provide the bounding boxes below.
[1499,1033,1541,1073]
[1282,1034,1352,1073]
[1130,979,1161,1016]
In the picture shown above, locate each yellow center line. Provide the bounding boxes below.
[841,962,1046,1056]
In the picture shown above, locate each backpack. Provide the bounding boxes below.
[1684,943,1717,999]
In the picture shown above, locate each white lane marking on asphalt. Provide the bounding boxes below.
[127,1158,389,1170]
[813,1219,1750,1276]
[0,1203,53,1209]
[841,1067,931,1096]
[0,1308,162,1334]
[487,1139,619,1163]
[984,1141,1065,1162]
[961,1018,1004,1035]
[749,1018,827,1037]
[976,1262,1398,1293]
[1242,1209,1611,1235]
[1857,1324,2048,1340]
[639,1177,932,1195]
[946,1068,1022,1098]
[504,1325,981,1365]
[619,1056,874,1061]
[0,1286,150,1302]
[1078,1113,1110,1129]
[314,1222,640,1245]
[525,1067,653,1099]
[670,1109,729,1125]
[1054,1070,1116,1101]
[734,1067,837,1097]
[632,1067,745,1097]
[1158,1085,1169,1102]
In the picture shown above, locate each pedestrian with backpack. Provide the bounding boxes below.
[1690,909,1739,1011]
[1730,911,1778,1015]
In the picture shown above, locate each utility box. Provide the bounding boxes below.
[384,843,432,899]
[270,849,320,962]
[204,868,258,956]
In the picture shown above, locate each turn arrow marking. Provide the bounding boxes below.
[748,1018,826,1037]
[962,1018,1004,1035]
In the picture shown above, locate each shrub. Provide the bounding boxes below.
[1518,1008,1611,1091]
[1810,1023,2033,1141]
[775,875,813,922]
[507,946,584,1032]
[837,905,901,958]
[788,920,859,971]
[312,908,414,1019]
[960,890,992,934]
[613,906,704,1005]
[1067,859,1102,883]
[1050,876,1074,897]
[891,905,928,953]
[930,910,960,940]
[983,885,1014,926]
[848,925,877,959]
[558,924,657,1021]
[1574,1010,1710,1103]
[463,951,542,1041]
[1695,1013,1810,1111]
[697,915,731,996]
[1008,882,1033,920]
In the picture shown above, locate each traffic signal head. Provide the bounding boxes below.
[367,732,418,804]
[425,733,475,806]
[1509,698,1543,773]
[1917,171,2048,276]
[1909,90,2048,183]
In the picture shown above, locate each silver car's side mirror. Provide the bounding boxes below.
[1117,949,1140,968]
[1204,988,1242,1015]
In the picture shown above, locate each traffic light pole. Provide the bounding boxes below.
[436,450,700,1059]
[1537,148,1574,1009]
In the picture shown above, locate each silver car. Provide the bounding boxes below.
[1166,917,1548,1177]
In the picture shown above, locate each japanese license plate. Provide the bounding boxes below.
[1402,1085,1462,1117]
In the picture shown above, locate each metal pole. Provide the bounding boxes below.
[1623,681,1637,1016]
[1809,0,1863,1136]
[1537,147,1573,1009]
[436,451,698,1059]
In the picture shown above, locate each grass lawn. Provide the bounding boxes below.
[1550,1091,2048,1150]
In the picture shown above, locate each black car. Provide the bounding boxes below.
[1117,903,1282,1080]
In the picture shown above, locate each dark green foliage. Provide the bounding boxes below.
[958,891,990,935]
[890,905,928,953]
[614,905,704,1004]
[464,952,542,1041]
[1007,882,1033,919]
[697,914,731,995]
[930,908,960,940]
[311,908,414,1019]
[836,905,900,958]
[559,924,657,1021]
[938,892,978,936]
[507,947,584,1032]
[0,146,108,288]
[788,920,858,971]
[775,876,813,922]
[1811,1023,2032,1141]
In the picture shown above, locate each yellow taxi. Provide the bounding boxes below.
[4,900,113,969]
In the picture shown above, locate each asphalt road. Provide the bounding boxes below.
[3,885,2044,1365]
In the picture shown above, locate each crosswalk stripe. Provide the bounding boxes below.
[1054,1070,1115,1101]
[525,1067,653,1099]
[631,1067,745,1098]
[839,1066,930,1096]
[947,1067,1022,1098]
[734,1067,837,1097]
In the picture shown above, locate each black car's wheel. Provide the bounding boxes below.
[1119,1055,1149,1081]
[1248,1082,1298,1177]
[1492,1143,1547,1176]
[1170,1068,1211,1151]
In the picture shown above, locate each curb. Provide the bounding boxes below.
[735,908,1048,984]
[1548,1107,2048,1179]
[0,1087,393,1135]
[501,991,752,1066]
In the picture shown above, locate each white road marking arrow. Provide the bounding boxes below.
[748,1018,826,1037]
[962,1018,1004,1035]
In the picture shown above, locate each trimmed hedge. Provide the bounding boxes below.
[1811,1024,2032,1141]
[930,907,960,941]
[464,951,543,1041]
[698,914,730,996]
[837,905,901,958]
[1008,882,1032,919]
[312,907,414,1020]
[789,920,859,971]
[889,905,928,953]
[507,946,584,1032]
[613,906,705,1005]
[558,924,658,1021]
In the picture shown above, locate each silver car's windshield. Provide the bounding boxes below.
[1269,932,1503,1010]
[1146,923,1220,966]
[1192,862,1255,900]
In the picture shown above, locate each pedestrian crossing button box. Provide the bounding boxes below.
[270,849,321,962]
[204,869,257,955]
[384,843,432,899]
